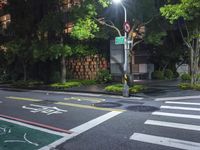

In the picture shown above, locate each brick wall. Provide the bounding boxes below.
[66,55,109,80]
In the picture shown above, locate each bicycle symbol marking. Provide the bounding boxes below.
[22,104,68,115]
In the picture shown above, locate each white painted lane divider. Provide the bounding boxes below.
[130,133,200,150]
[145,120,200,131]
[165,101,200,106]
[155,95,200,101]
[152,112,200,120]
[39,111,122,150]
[161,105,200,111]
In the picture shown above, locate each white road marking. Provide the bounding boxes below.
[39,111,122,150]
[161,105,200,111]
[130,133,200,150]
[145,120,200,131]
[152,112,200,120]
[155,95,200,101]
[0,117,68,137]
[165,101,200,106]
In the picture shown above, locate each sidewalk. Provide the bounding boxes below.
[0,80,181,97]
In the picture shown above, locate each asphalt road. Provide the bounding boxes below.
[0,88,200,150]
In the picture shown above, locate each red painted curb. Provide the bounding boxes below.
[0,114,72,134]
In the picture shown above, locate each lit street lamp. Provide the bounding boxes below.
[113,0,129,97]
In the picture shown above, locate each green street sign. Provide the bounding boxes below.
[115,36,124,45]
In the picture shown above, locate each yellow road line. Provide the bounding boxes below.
[6,96,42,102]
[56,102,125,112]
[64,97,105,102]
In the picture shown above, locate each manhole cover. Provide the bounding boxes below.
[126,105,159,112]
[93,102,122,108]
[118,100,144,105]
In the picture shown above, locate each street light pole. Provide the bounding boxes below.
[112,0,129,97]
[121,3,129,97]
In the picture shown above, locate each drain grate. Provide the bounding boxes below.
[126,105,159,112]
[93,102,122,108]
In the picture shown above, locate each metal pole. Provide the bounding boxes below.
[121,3,129,97]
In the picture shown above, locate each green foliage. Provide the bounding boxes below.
[146,32,167,45]
[160,0,200,23]
[50,79,96,89]
[49,44,72,59]
[179,83,200,90]
[32,42,72,61]
[181,73,191,82]
[0,72,9,83]
[50,82,81,89]
[68,79,96,86]
[164,69,174,80]
[129,85,146,93]
[38,12,64,34]
[72,44,97,57]
[96,69,112,83]
[193,84,200,90]
[98,0,110,8]
[104,84,123,93]
[104,84,146,94]
[178,83,191,90]
[71,18,99,40]
[173,71,180,79]
[151,70,165,80]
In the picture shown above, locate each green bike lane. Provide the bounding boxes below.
[0,94,124,150]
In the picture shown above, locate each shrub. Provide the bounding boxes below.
[178,83,191,90]
[164,69,174,80]
[194,74,200,83]
[129,85,146,93]
[50,81,81,89]
[96,69,112,83]
[193,84,200,90]
[181,73,191,82]
[151,70,164,80]
[104,84,123,93]
[173,71,180,79]
[105,84,146,94]
[69,79,96,86]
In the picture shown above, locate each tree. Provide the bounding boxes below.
[160,0,200,84]
[6,39,33,81]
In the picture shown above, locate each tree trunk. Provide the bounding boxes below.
[22,63,27,81]
[61,55,66,83]
[190,27,200,85]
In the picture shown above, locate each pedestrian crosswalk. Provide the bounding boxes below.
[130,99,200,150]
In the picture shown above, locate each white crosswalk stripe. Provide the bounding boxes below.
[145,120,200,131]
[161,105,200,111]
[155,95,200,101]
[130,133,200,150]
[152,111,200,120]
[130,98,200,150]
[165,101,200,106]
